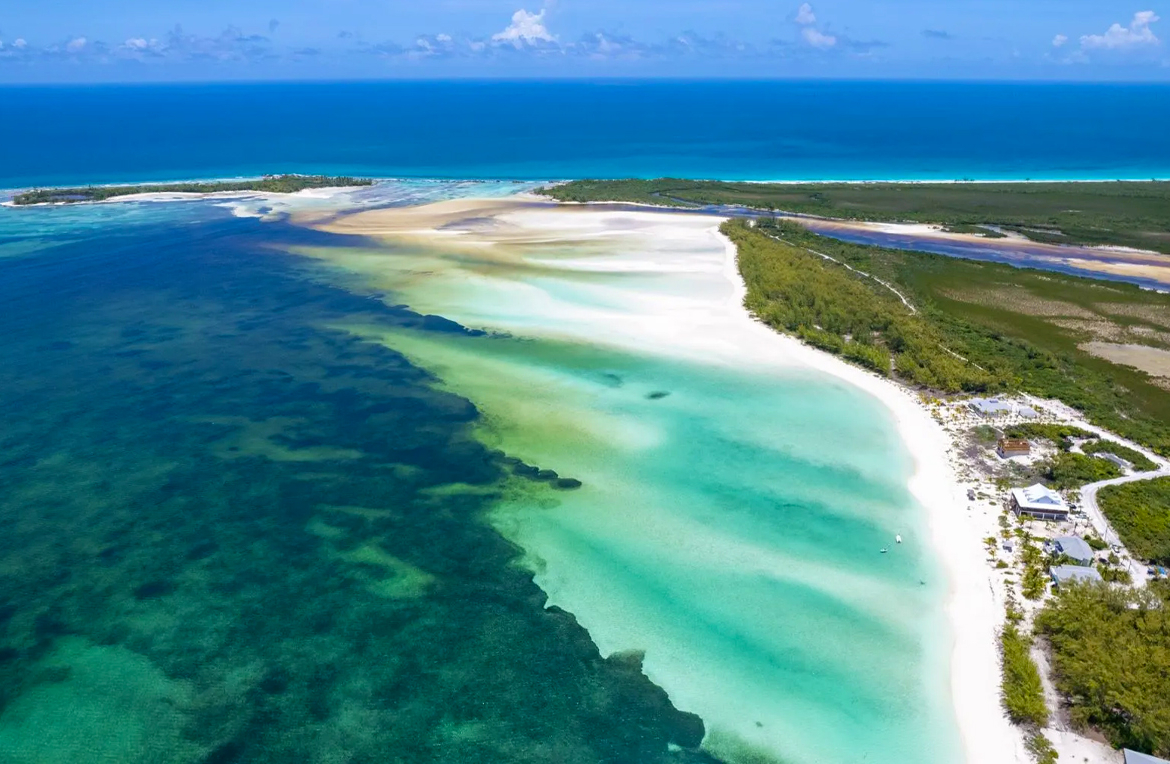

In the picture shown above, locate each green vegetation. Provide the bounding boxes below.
[1097,478,1170,564]
[1021,535,1049,600]
[1000,621,1049,727]
[726,219,1170,453]
[1082,440,1158,472]
[1037,581,1170,756]
[543,179,1170,254]
[1004,424,1095,449]
[1098,564,1133,584]
[1026,733,1059,764]
[730,220,997,392]
[1041,452,1123,490]
[1085,535,1108,551]
[12,175,373,205]
[972,424,1000,446]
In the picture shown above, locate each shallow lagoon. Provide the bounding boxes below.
[295,200,962,764]
[0,188,961,764]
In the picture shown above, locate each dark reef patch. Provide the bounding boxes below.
[0,212,715,764]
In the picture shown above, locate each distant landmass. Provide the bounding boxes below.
[11,174,374,205]
[542,179,1170,254]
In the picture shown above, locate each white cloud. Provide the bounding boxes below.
[65,36,87,53]
[1052,34,1068,47]
[14,38,27,49]
[1080,10,1160,50]
[802,27,837,49]
[492,9,556,47]
[795,3,817,25]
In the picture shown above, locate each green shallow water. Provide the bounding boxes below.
[0,202,715,764]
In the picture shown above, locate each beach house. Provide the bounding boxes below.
[968,398,1041,419]
[968,398,1013,417]
[1009,483,1069,521]
[1046,536,1094,566]
[997,438,1031,458]
[1124,749,1170,764]
[1050,564,1104,587]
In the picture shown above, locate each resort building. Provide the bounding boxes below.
[1010,483,1070,521]
[1124,749,1170,764]
[968,398,1041,419]
[1050,564,1104,587]
[968,398,1013,417]
[1046,536,1094,567]
[997,438,1031,458]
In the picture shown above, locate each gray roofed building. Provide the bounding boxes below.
[1017,406,1040,419]
[1050,564,1103,587]
[1124,750,1170,764]
[1049,536,1094,566]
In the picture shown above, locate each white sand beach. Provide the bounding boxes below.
[298,198,1028,764]
[715,235,1030,764]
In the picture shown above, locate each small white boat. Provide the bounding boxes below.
[880,548,888,554]
[895,534,903,544]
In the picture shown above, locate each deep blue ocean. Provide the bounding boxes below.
[2,80,1169,187]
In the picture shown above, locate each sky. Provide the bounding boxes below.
[0,1,1167,82]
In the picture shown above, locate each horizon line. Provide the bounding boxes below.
[3,75,1170,88]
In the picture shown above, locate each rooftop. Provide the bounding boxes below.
[967,398,1040,418]
[1124,750,1170,764]
[968,398,1013,415]
[1011,483,1068,512]
[1052,536,1094,562]
[1051,564,1104,585]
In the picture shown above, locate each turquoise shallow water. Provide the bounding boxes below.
[0,186,960,764]
[294,199,961,763]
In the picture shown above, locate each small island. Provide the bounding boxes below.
[11,174,375,206]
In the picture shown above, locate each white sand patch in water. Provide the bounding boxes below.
[296,198,1019,764]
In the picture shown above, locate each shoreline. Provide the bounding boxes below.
[298,195,1026,763]
[715,229,1028,764]
[4,174,1168,199]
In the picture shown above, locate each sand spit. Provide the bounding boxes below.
[298,198,1026,764]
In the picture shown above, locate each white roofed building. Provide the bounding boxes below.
[1010,483,1069,521]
